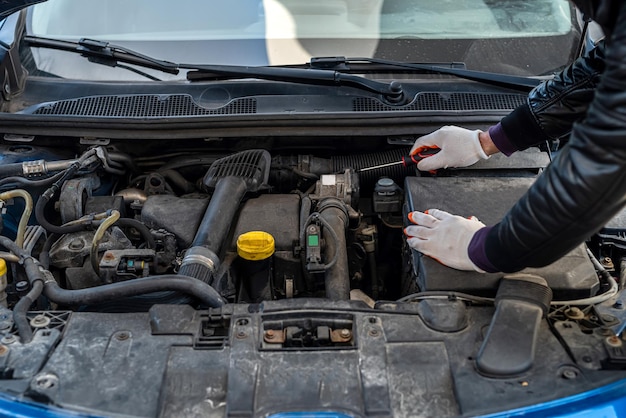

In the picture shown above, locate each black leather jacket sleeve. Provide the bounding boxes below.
[484,3,626,272]
[500,41,605,150]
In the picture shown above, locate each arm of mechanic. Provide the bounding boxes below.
[406,36,612,272]
[410,40,606,172]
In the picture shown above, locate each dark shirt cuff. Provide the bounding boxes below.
[468,226,499,273]
[488,123,517,157]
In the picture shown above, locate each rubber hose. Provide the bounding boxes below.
[0,252,19,263]
[116,218,156,249]
[35,194,87,235]
[0,171,66,190]
[319,200,350,300]
[39,233,59,270]
[90,210,121,275]
[13,256,46,344]
[192,176,247,251]
[0,189,34,248]
[0,236,28,258]
[43,274,225,308]
[13,280,43,344]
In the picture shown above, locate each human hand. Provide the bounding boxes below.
[405,209,486,272]
[410,126,490,171]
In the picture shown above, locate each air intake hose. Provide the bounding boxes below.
[178,150,271,285]
[178,176,247,283]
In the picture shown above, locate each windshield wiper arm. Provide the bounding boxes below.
[23,35,180,76]
[310,57,542,92]
[185,64,406,103]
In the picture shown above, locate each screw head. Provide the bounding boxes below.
[68,239,84,250]
[33,373,59,390]
[30,315,50,328]
[562,369,578,380]
[1,335,16,345]
[103,252,115,261]
[265,330,275,340]
[340,329,351,338]
[114,331,130,341]
[606,336,623,348]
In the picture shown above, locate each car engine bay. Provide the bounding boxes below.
[0,135,625,416]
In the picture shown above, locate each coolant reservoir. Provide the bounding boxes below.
[237,231,275,302]
[0,259,7,308]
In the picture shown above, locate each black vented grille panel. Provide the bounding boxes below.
[203,149,271,191]
[30,94,257,117]
[353,92,526,112]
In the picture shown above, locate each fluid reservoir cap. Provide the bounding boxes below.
[0,259,6,276]
[237,231,275,261]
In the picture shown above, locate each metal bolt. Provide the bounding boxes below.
[1,335,16,345]
[520,381,529,387]
[562,369,578,380]
[33,373,59,390]
[265,330,275,340]
[602,315,617,323]
[368,329,379,337]
[599,327,613,336]
[340,329,351,339]
[68,239,84,250]
[115,332,130,341]
[103,252,115,261]
[30,315,50,328]
[236,330,247,339]
[582,356,593,363]
[565,307,584,320]
[606,336,623,348]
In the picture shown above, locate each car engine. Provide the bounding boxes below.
[0,139,618,311]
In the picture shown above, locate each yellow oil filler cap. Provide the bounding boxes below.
[237,231,275,261]
[0,259,6,277]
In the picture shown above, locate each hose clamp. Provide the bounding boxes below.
[181,246,220,273]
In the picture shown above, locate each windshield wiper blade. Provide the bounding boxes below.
[185,64,406,103]
[23,35,180,76]
[309,57,542,92]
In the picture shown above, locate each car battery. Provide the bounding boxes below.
[404,177,600,300]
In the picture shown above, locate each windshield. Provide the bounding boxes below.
[23,0,580,80]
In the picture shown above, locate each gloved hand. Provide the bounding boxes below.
[405,209,486,272]
[410,126,489,171]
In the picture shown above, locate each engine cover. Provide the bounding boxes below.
[404,177,600,300]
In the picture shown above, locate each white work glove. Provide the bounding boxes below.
[405,209,485,272]
[410,126,489,171]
